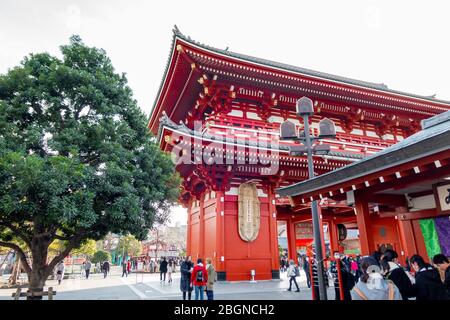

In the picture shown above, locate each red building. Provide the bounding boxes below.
[148,27,450,281]
[279,110,450,264]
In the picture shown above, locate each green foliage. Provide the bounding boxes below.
[117,234,142,257]
[0,35,180,279]
[92,250,111,264]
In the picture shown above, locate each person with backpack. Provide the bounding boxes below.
[191,258,208,300]
[409,254,449,300]
[286,259,300,292]
[351,257,402,300]
[380,249,414,300]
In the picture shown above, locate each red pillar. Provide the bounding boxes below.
[397,219,416,264]
[329,219,339,254]
[186,200,192,257]
[317,205,327,259]
[215,190,225,274]
[287,219,297,262]
[199,193,205,260]
[268,186,280,274]
[354,193,375,255]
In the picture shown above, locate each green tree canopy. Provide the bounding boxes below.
[92,250,111,264]
[0,35,180,296]
[117,234,143,257]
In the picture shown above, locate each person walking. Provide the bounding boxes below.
[127,259,131,275]
[410,254,449,300]
[122,259,128,277]
[191,258,208,300]
[286,259,300,292]
[380,249,414,300]
[205,258,217,300]
[167,260,173,283]
[351,257,402,300]
[55,261,65,285]
[180,256,194,300]
[102,260,110,279]
[432,254,450,297]
[84,259,92,279]
[160,257,168,283]
[302,256,311,288]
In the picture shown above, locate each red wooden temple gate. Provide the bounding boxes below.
[148,26,450,280]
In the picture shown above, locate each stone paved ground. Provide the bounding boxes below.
[0,269,337,300]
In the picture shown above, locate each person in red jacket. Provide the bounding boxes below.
[127,260,131,275]
[191,258,208,300]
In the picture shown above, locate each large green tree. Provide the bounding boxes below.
[0,36,180,297]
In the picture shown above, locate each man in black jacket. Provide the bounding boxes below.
[410,255,449,300]
[160,257,168,283]
[432,254,450,297]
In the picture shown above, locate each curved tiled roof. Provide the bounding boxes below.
[158,112,364,161]
[172,26,450,105]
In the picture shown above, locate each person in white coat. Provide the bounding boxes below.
[56,261,65,285]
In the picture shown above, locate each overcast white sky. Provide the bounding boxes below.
[1,0,450,226]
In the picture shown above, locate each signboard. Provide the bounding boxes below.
[435,182,450,214]
[238,182,260,242]
[295,222,313,239]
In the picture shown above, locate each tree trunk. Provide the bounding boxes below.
[27,239,51,300]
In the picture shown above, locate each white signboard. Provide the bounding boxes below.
[436,183,450,213]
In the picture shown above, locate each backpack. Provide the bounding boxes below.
[196,269,204,282]
[294,266,300,277]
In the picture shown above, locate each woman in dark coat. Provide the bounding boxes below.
[381,249,414,300]
[410,255,449,300]
[180,256,194,300]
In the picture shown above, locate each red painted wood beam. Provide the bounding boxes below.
[354,192,375,255]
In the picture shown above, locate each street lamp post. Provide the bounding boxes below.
[280,96,337,300]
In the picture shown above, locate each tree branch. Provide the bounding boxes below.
[0,241,32,274]
[0,220,32,248]
[45,231,87,276]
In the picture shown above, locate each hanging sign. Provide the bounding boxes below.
[337,224,347,241]
[238,182,260,242]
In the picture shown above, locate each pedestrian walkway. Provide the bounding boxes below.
[0,269,336,300]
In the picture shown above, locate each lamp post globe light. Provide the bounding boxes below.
[280,96,336,300]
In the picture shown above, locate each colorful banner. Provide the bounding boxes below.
[419,218,442,260]
[434,216,450,257]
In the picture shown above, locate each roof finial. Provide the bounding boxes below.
[173,25,180,35]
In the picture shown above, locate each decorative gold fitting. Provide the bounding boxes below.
[176,44,183,52]
[191,63,196,69]
[164,135,172,143]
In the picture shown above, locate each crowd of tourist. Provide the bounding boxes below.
[280,249,450,300]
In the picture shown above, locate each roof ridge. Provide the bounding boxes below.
[171,26,450,106]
